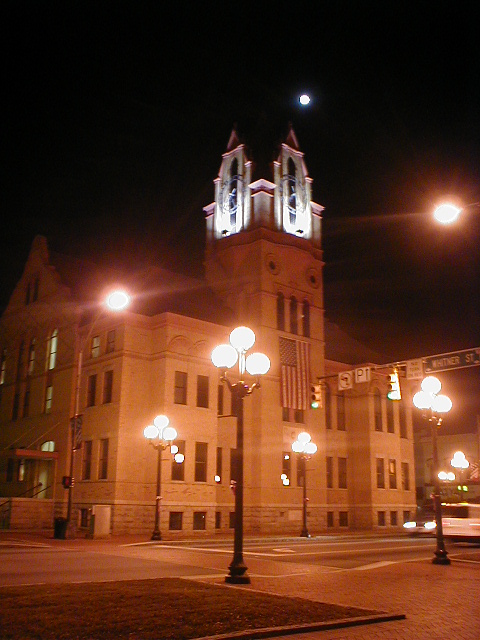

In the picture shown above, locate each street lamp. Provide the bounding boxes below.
[451,450,470,497]
[292,432,317,537]
[211,326,270,584]
[433,200,480,224]
[413,375,452,565]
[65,289,130,534]
[144,415,184,540]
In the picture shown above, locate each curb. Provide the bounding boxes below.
[196,613,406,639]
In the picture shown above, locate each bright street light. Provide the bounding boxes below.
[433,203,462,224]
[291,431,317,538]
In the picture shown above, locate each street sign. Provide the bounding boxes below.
[424,348,480,373]
[406,358,424,379]
[338,371,353,390]
[355,366,371,383]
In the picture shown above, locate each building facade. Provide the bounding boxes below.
[0,128,417,535]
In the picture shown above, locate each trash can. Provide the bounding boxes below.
[54,517,68,539]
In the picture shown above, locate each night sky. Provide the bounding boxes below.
[2,1,480,430]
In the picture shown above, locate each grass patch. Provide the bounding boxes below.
[0,577,377,639]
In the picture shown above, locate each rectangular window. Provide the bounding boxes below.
[229,511,235,528]
[87,374,97,407]
[217,385,224,415]
[389,459,397,489]
[294,409,304,423]
[28,340,35,375]
[82,440,93,480]
[216,447,222,483]
[339,511,348,527]
[230,448,239,484]
[195,442,208,482]
[106,330,115,354]
[23,387,30,417]
[103,370,113,404]
[44,385,53,414]
[91,335,100,359]
[0,348,6,385]
[215,511,221,529]
[80,508,89,528]
[399,403,407,438]
[390,511,398,526]
[327,511,334,527]
[174,371,187,405]
[98,438,109,480]
[403,510,411,524]
[337,394,346,431]
[172,440,185,481]
[338,457,347,489]
[376,458,385,488]
[47,330,58,370]
[17,458,25,482]
[193,511,206,530]
[169,512,183,530]
[12,392,19,420]
[378,511,386,526]
[6,458,15,482]
[282,407,290,422]
[282,452,291,485]
[326,456,333,489]
[401,462,410,491]
[196,375,209,408]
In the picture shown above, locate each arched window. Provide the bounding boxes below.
[46,329,58,371]
[374,388,382,431]
[41,441,55,452]
[289,296,298,334]
[276,292,285,331]
[302,300,310,337]
[325,385,332,429]
[229,158,238,232]
[287,158,296,226]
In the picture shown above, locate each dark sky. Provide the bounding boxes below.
[2,1,480,430]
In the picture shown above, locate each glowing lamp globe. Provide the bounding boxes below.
[297,432,311,444]
[153,414,169,430]
[292,440,305,453]
[144,424,159,440]
[433,203,461,224]
[431,394,452,414]
[421,376,442,395]
[211,344,238,369]
[162,426,177,441]
[106,290,130,310]
[413,391,432,410]
[304,442,318,455]
[230,326,255,352]
[245,352,270,376]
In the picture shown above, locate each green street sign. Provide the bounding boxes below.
[424,348,480,373]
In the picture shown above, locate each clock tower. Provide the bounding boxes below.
[204,125,327,532]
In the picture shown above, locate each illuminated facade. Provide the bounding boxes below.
[0,128,416,535]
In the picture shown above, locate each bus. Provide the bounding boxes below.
[441,503,480,542]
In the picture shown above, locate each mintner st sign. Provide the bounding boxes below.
[424,348,480,373]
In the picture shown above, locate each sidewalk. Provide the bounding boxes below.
[1,530,479,639]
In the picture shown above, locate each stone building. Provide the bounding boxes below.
[0,127,416,535]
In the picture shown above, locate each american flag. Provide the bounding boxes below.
[279,337,310,410]
[469,462,479,481]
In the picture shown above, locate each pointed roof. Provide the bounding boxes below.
[284,123,301,151]
[226,127,241,152]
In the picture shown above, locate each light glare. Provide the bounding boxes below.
[434,203,461,224]
[106,290,130,310]
[299,94,311,105]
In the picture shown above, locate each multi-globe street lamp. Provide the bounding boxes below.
[144,415,184,541]
[413,375,452,565]
[291,432,317,538]
[64,290,131,536]
[211,326,270,584]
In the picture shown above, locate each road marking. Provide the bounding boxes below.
[354,561,396,571]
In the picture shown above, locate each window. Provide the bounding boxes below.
[91,335,100,359]
[0,348,6,385]
[215,511,221,529]
[106,330,115,353]
[46,329,58,370]
[338,457,347,488]
[23,386,30,417]
[337,394,346,431]
[387,399,394,433]
[174,371,187,405]
[403,510,411,524]
[229,512,235,528]
[401,462,410,491]
[378,511,386,526]
[80,509,89,528]
[193,511,206,530]
[17,458,26,482]
[82,440,93,480]
[41,441,55,452]
[294,409,304,423]
[289,296,298,334]
[103,370,113,404]
[196,375,209,408]
[326,456,333,488]
[327,511,334,527]
[12,392,19,420]
[87,374,97,407]
[376,458,385,488]
[399,401,407,438]
[17,341,24,380]
[33,277,39,302]
[98,438,109,479]
[172,440,185,481]
[195,442,208,482]
[276,293,285,331]
[6,458,14,482]
[217,385,224,415]
[27,339,36,375]
[390,511,398,526]
[389,459,397,489]
[282,407,290,422]
[296,454,305,487]
[339,511,348,527]
[325,386,332,429]
[216,447,222,483]
[169,512,183,530]
[302,300,310,337]
[44,385,53,414]
[230,448,238,483]
[374,389,382,431]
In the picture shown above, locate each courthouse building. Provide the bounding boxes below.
[0,128,417,535]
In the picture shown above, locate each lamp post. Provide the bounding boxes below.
[211,326,270,584]
[292,432,317,538]
[451,451,470,498]
[413,375,452,565]
[144,415,184,540]
[65,290,130,534]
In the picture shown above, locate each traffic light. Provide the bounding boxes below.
[387,370,401,400]
[310,383,322,409]
[62,475,74,489]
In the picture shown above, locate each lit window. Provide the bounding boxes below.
[45,385,53,413]
[0,348,6,385]
[389,459,397,489]
[46,329,58,370]
[91,335,100,359]
[28,339,36,375]
[41,441,55,452]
